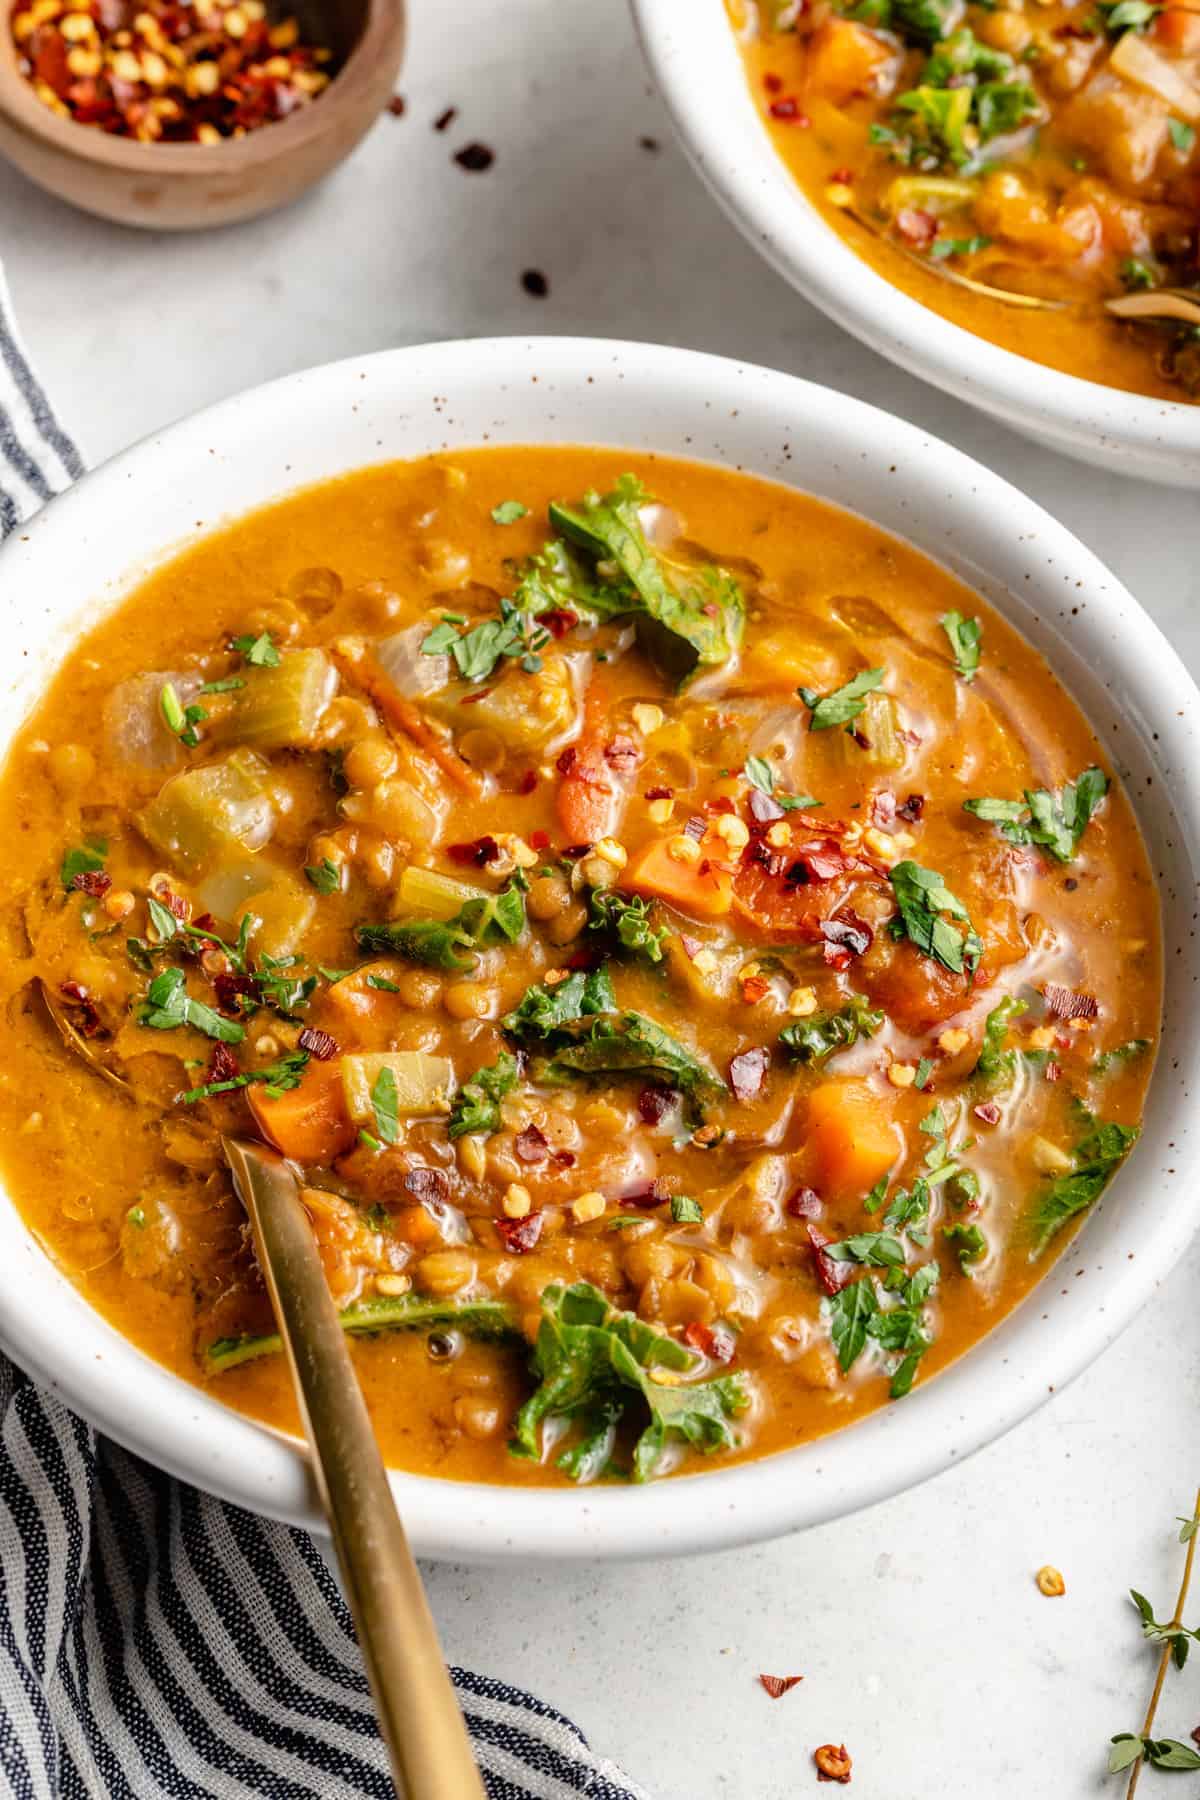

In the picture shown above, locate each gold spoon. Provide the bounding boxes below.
[846,204,1200,325]
[222,1136,486,1800]
[39,979,133,1095]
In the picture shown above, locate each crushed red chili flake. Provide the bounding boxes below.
[749,786,785,824]
[553,1149,576,1168]
[740,975,770,1005]
[820,910,873,967]
[620,1178,672,1209]
[522,269,549,298]
[454,141,494,172]
[446,836,500,867]
[788,840,856,884]
[58,980,102,1037]
[11,0,336,142]
[71,868,112,897]
[1045,1059,1062,1082]
[206,1042,239,1084]
[638,134,659,151]
[213,970,259,1016]
[637,1085,674,1125]
[683,814,707,841]
[763,70,783,93]
[404,1166,451,1203]
[729,1045,769,1100]
[807,1224,852,1295]
[896,792,925,823]
[768,97,808,124]
[386,94,405,116]
[495,1211,544,1254]
[433,105,457,130]
[751,844,788,879]
[683,1321,737,1364]
[514,1123,549,1164]
[973,1101,1001,1125]
[644,785,674,802]
[555,746,578,778]
[895,207,938,250]
[538,607,577,638]
[1042,983,1099,1021]
[528,828,551,851]
[297,1026,338,1061]
[814,1744,853,1784]
[679,935,702,960]
[829,166,854,184]
[757,1674,803,1699]
[787,1185,823,1219]
[153,883,190,921]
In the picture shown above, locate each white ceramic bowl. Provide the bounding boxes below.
[632,0,1200,488]
[1,337,1197,1561]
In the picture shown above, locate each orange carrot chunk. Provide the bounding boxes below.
[624,838,734,919]
[248,1056,357,1165]
[805,1080,900,1197]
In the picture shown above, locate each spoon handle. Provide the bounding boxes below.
[223,1138,485,1800]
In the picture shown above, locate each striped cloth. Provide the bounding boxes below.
[0,264,648,1800]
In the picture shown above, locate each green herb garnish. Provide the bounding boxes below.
[743,755,819,811]
[179,1048,310,1105]
[491,500,528,524]
[1029,1119,1139,1252]
[940,610,982,680]
[370,1066,400,1146]
[778,995,884,1064]
[60,841,107,890]
[305,857,342,894]
[964,766,1108,862]
[670,1195,704,1224]
[139,966,244,1045]
[447,1050,522,1139]
[587,889,671,964]
[889,860,982,975]
[797,667,884,731]
[231,631,281,668]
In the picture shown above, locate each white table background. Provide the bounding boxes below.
[3,1,1199,1794]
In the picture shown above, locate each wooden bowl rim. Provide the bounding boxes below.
[0,0,403,173]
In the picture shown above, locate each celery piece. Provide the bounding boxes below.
[138,749,274,875]
[843,689,905,769]
[205,1292,518,1372]
[225,649,337,752]
[342,1051,456,1124]
[394,864,485,922]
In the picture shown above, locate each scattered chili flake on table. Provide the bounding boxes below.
[454,140,493,172]
[9,0,335,142]
[521,268,549,298]
[385,94,405,117]
[757,1673,803,1699]
[814,1744,853,1784]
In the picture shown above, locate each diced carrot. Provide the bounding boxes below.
[1157,5,1200,49]
[557,674,624,844]
[805,1081,900,1198]
[329,643,480,795]
[805,18,900,105]
[321,962,407,1039]
[249,1056,357,1165]
[624,838,734,919]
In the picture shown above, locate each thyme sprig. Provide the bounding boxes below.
[1109,1491,1200,1790]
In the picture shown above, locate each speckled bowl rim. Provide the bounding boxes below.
[0,336,1196,1562]
[630,0,1200,487]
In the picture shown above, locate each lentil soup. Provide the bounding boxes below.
[0,449,1159,1486]
[735,0,1200,400]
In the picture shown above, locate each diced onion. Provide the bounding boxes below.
[103,670,202,773]
[375,624,452,699]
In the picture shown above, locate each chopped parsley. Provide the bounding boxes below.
[447,1051,522,1139]
[304,857,342,894]
[1029,1120,1140,1252]
[1121,256,1158,292]
[940,610,982,680]
[743,754,819,810]
[60,841,106,890]
[159,682,205,748]
[889,860,982,975]
[231,631,281,668]
[670,1195,704,1224]
[421,599,552,684]
[588,889,671,964]
[778,995,884,1064]
[797,667,884,731]
[1169,118,1196,154]
[944,1220,987,1271]
[964,766,1108,863]
[139,966,244,1045]
[930,236,992,261]
[491,500,528,525]
[1096,0,1157,32]
[370,1066,400,1146]
[974,995,1029,1086]
[180,1048,310,1106]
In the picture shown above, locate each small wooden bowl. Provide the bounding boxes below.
[0,0,404,230]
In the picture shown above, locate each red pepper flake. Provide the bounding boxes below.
[896,793,925,823]
[639,134,659,152]
[706,793,736,816]
[71,868,112,898]
[495,1211,544,1254]
[454,141,494,172]
[514,1123,550,1164]
[763,70,783,93]
[522,269,549,298]
[1042,983,1099,1021]
[740,975,770,1005]
[213,971,260,1016]
[789,840,857,883]
[807,1224,852,1295]
[637,1085,673,1125]
[829,166,854,184]
[644,785,674,802]
[553,1150,576,1168]
[386,94,406,116]
[730,1046,770,1101]
[757,1674,803,1699]
[679,936,702,960]
[768,97,808,124]
[529,829,551,851]
[405,1166,451,1203]
[446,836,500,867]
[820,910,873,967]
[151,882,190,921]
[1045,1059,1062,1082]
[58,981,102,1038]
[297,1026,338,1061]
[555,746,579,778]
[683,1321,737,1364]
[814,1744,853,1784]
[561,843,591,860]
[973,1101,1001,1125]
[787,1186,823,1219]
[604,734,640,773]
[895,208,938,251]
[433,105,457,130]
[459,687,495,707]
[538,607,577,638]
[683,814,707,841]
[620,1178,672,1209]
[749,786,785,824]
[206,1042,239,1085]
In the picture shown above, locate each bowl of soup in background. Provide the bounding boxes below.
[0,335,1198,1561]
[631,0,1200,488]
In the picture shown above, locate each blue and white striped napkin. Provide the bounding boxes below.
[0,264,648,1800]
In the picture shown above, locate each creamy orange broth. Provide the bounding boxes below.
[0,449,1159,1485]
[736,0,1200,401]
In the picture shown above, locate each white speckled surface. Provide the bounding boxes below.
[1,1,1198,1795]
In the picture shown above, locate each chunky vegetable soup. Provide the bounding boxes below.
[735,0,1200,400]
[0,449,1159,1486]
